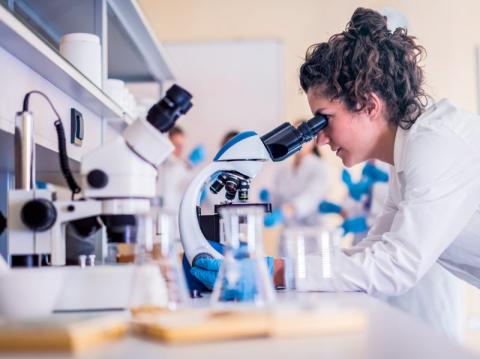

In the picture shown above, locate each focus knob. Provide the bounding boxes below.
[87,169,108,189]
[21,199,57,232]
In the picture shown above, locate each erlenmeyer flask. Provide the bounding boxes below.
[152,211,190,310]
[211,205,275,306]
[129,211,189,313]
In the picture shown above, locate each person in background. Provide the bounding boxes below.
[157,126,205,237]
[261,124,329,227]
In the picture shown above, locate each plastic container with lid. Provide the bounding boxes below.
[60,33,102,87]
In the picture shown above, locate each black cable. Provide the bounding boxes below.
[22,91,81,199]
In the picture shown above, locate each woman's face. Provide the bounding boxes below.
[307,88,384,167]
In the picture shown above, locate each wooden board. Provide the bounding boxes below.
[132,306,366,344]
[0,314,128,352]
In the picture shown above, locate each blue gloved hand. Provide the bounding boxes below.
[341,169,353,187]
[259,188,271,202]
[183,240,225,294]
[190,255,274,299]
[35,180,47,189]
[318,200,343,214]
[362,162,389,183]
[348,180,371,201]
[190,256,221,290]
[342,216,368,234]
[188,144,206,166]
[342,169,371,201]
[264,208,284,227]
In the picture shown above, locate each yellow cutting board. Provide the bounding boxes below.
[0,314,128,352]
[132,306,366,344]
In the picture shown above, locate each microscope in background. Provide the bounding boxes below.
[179,116,328,266]
[7,85,193,267]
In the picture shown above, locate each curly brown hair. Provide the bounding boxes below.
[299,8,429,130]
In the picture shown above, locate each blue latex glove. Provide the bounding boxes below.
[342,168,374,201]
[348,180,372,201]
[183,240,225,294]
[362,162,389,183]
[264,208,284,227]
[342,216,368,234]
[188,144,206,166]
[35,180,47,189]
[190,256,274,300]
[318,200,343,214]
[190,257,222,290]
[342,169,371,201]
[259,188,271,202]
[341,169,353,187]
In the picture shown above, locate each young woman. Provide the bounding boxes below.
[299,7,480,295]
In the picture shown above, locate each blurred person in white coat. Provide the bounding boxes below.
[157,126,204,237]
[263,130,329,227]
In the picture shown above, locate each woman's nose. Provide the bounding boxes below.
[317,131,330,146]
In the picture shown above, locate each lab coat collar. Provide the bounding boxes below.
[393,126,407,173]
[393,100,448,173]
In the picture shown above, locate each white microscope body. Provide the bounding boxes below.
[180,116,328,267]
[180,132,270,262]
[7,85,192,267]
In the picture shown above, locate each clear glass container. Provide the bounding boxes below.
[129,211,189,313]
[281,226,342,292]
[211,205,275,306]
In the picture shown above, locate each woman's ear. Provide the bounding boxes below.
[365,93,382,120]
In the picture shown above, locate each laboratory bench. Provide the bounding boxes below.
[0,291,477,359]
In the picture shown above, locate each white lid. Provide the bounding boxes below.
[60,33,100,44]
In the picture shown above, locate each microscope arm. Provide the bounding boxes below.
[180,160,265,265]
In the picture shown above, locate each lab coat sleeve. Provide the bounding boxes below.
[304,128,480,295]
[289,160,329,219]
[344,176,397,256]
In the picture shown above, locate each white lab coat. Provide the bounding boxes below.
[271,154,328,226]
[157,156,193,238]
[369,161,464,339]
[304,99,480,297]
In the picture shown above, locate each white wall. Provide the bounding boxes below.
[164,40,284,159]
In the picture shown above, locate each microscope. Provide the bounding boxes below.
[179,116,328,267]
[7,84,193,268]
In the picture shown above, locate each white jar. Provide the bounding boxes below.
[104,78,126,108]
[60,33,102,87]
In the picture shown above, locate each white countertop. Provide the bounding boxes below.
[1,292,478,359]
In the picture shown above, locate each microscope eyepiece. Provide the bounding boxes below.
[297,115,328,142]
[261,115,327,162]
[146,84,193,133]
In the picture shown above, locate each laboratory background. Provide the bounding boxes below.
[0,0,479,358]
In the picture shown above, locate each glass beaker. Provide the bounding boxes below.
[211,205,275,306]
[281,226,342,292]
[129,211,189,313]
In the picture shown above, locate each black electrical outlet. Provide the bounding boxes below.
[71,108,84,146]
